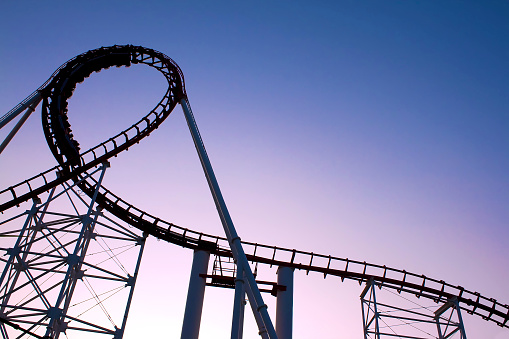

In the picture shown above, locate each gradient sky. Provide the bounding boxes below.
[1,1,508,338]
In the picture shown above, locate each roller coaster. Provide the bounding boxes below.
[0,45,507,339]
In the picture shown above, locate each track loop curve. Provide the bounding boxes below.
[0,45,185,211]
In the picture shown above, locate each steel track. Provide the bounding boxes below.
[1,45,507,331]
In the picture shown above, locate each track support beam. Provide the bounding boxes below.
[231,263,246,339]
[276,266,294,339]
[181,250,210,339]
[180,98,278,338]
[435,298,467,339]
[0,94,42,155]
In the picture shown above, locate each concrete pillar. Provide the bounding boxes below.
[276,266,294,339]
[181,250,210,339]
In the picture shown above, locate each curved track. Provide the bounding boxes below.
[1,45,508,331]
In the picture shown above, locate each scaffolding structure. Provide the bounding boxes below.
[0,164,146,339]
[360,279,467,339]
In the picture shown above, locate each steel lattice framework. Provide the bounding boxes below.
[0,165,146,338]
[0,45,508,338]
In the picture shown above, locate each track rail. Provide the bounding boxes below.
[1,45,184,210]
[1,45,508,330]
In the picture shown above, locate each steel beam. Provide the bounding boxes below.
[276,266,294,339]
[245,280,269,339]
[231,263,246,339]
[0,91,41,130]
[181,250,210,339]
[180,98,277,339]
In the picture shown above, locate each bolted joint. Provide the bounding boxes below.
[81,215,93,227]
[13,260,28,272]
[47,307,62,320]
[126,274,135,287]
[72,268,85,280]
[257,304,268,312]
[271,284,287,297]
[113,327,124,339]
[66,254,81,266]
[258,328,268,336]
[84,229,97,240]
[136,236,146,246]
[33,222,44,232]
[6,246,21,257]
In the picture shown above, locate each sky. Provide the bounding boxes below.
[1,1,508,338]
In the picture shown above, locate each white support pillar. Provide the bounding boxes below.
[181,250,210,339]
[231,263,246,339]
[245,280,270,339]
[276,266,294,339]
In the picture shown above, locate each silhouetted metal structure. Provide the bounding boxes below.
[0,45,507,338]
[360,279,468,338]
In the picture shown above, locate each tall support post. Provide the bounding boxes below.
[180,98,278,338]
[276,266,294,339]
[454,300,467,339]
[360,279,380,339]
[245,279,269,339]
[0,190,53,337]
[231,263,246,339]
[360,293,368,339]
[0,198,42,318]
[435,298,467,339]
[181,250,210,339]
[115,232,148,339]
[371,282,380,339]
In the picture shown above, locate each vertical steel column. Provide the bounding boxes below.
[181,250,210,339]
[0,198,42,323]
[245,280,269,339]
[434,298,467,339]
[0,189,53,325]
[115,233,148,339]
[276,266,294,339]
[180,98,277,339]
[360,296,368,339]
[231,263,246,339]
[360,279,380,339]
[371,283,380,339]
[454,300,467,339]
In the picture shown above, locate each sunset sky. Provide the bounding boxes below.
[1,1,508,338]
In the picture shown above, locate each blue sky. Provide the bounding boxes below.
[1,1,508,338]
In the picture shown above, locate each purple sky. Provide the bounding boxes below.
[1,1,508,338]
